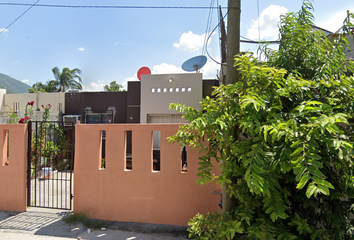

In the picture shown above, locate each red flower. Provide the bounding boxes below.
[19,118,25,124]
[48,104,52,108]
[25,116,30,120]
[41,105,44,108]
[28,101,34,106]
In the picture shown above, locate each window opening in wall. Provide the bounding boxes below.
[163,88,167,92]
[187,87,192,92]
[181,144,187,172]
[125,130,132,170]
[175,87,179,92]
[151,88,155,93]
[100,130,106,169]
[181,87,186,92]
[3,130,9,166]
[157,88,161,93]
[152,131,160,171]
[169,88,173,92]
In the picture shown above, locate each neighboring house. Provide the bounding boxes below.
[0,91,64,123]
[312,17,354,61]
[140,73,202,124]
[64,73,218,125]
[0,73,219,124]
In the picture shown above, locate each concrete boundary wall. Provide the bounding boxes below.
[0,124,28,212]
[74,124,221,226]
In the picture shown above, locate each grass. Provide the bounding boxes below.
[64,213,107,229]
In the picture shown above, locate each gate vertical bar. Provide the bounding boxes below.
[27,121,32,206]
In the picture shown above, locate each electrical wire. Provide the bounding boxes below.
[0,0,40,35]
[256,0,262,60]
[205,11,234,67]
[204,11,280,68]
[257,0,261,42]
[0,3,228,9]
[201,0,215,59]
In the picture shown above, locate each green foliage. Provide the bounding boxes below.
[169,2,354,239]
[8,109,19,124]
[29,80,59,93]
[29,66,83,93]
[64,213,107,229]
[52,67,83,92]
[103,81,125,92]
[101,158,105,169]
[41,103,52,121]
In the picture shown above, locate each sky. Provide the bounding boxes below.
[0,0,353,91]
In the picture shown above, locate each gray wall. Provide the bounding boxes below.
[140,73,203,123]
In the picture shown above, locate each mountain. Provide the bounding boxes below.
[0,73,30,94]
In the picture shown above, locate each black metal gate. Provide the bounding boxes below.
[27,121,74,210]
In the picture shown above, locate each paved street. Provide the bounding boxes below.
[0,208,188,240]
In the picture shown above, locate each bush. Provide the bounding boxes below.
[170,1,354,239]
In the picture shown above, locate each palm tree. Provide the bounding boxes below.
[52,67,83,92]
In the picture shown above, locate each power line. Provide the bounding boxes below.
[257,0,261,42]
[202,0,215,57]
[0,0,40,35]
[204,10,279,68]
[0,3,229,9]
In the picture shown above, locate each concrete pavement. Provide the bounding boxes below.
[0,208,188,240]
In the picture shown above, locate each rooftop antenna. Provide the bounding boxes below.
[182,55,207,73]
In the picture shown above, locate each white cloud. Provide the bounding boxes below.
[22,79,29,83]
[12,60,19,64]
[173,31,212,52]
[122,58,220,89]
[77,47,85,51]
[151,63,184,74]
[246,5,288,40]
[0,28,9,33]
[114,41,132,46]
[200,57,220,79]
[316,9,354,33]
[83,80,105,91]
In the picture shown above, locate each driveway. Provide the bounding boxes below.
[0,208,188,240]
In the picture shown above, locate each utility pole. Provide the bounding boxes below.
[219,6,227,84]
[222,0,241,213]
[225,0,241,85]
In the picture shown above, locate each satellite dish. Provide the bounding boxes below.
[137,67,151,80]
[182,55,207,72]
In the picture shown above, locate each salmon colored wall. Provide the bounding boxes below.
[74,124,221,226]
[0,125,28,212]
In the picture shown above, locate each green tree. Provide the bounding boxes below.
[52,67,83,92]
[103,81,125,92]
[29,80,59,93]
[169,2,354,239]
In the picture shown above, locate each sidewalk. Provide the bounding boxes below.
[0,208,188,240]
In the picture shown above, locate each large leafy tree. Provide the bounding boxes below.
[170,1,354,239]
[29,80,59,93]
[103,81,125,92]
[52,67,83,92]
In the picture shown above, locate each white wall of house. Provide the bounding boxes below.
[0,92,65,123]
[0,89,6,111]
[3,92,65,113]
[140,73,202,123]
